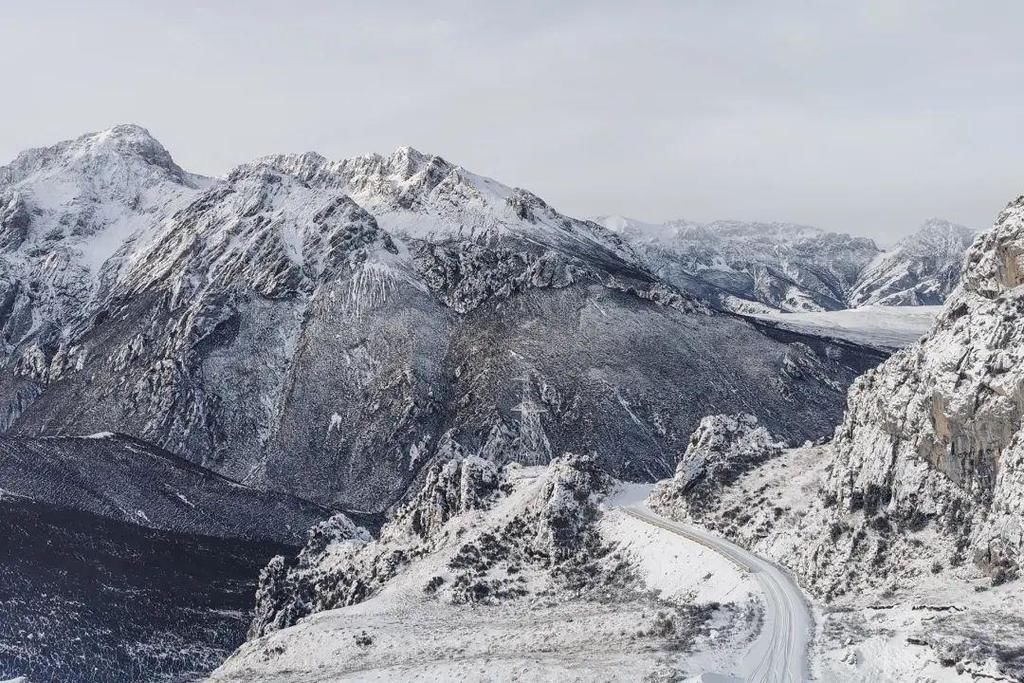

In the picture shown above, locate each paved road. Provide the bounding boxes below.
[622,505,813,682]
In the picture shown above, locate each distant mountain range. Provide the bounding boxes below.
[593,215,977,313]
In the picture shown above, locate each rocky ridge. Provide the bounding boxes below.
[248,453,620,638]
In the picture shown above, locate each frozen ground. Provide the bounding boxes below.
[210,475,765,682]
[749,305,941,350]
[620,506,811,682]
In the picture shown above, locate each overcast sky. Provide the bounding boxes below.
[3,1,1022,243]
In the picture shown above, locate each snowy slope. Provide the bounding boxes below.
[212,456,763,682]
[652,442,1019,681]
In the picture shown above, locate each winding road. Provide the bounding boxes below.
[621,505,813,682]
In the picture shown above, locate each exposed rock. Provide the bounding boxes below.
[823,197,1024,584]
[248,453,615,637]
[651,413,785,516]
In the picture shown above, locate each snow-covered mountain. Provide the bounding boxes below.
[0,126,881,516]
[848,218,978,306]
[594,215,975,314]
[0,125,208,361]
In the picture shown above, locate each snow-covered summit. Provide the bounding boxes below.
[848,217,977,306]
[255,147,636,265]
[0,124,208,363]
[0,124,195,187]
[0,124,206,257]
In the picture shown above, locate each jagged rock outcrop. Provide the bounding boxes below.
[248,453,615,638]
[650,413,785,516]
[849,218,977,306]
[249,512,373,637]
[821,197,1024,586]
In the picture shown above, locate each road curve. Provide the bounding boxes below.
[621,505,813,682]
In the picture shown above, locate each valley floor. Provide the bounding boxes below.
[750,305,941,350]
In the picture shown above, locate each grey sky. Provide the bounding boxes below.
[3,1,1022,242]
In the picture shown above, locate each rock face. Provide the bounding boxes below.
[848,218,977,306]
[596,215,974,313]
[650,413,785,516]
[0,127,881,513]
[823,197,1024,586]
[249,453,615,638]
[0,125,206,388]
[0,432,332,545]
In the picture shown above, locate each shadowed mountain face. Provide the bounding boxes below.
[0,432,332,544]
[0,127,885,513]
[0,496,291,683]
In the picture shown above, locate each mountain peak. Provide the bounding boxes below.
[1,123,188,187]
[77,124,181,173]
[893,218,976,255]
[90,123,158,143]
[910,217,975,241]
[389,144,429,162]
